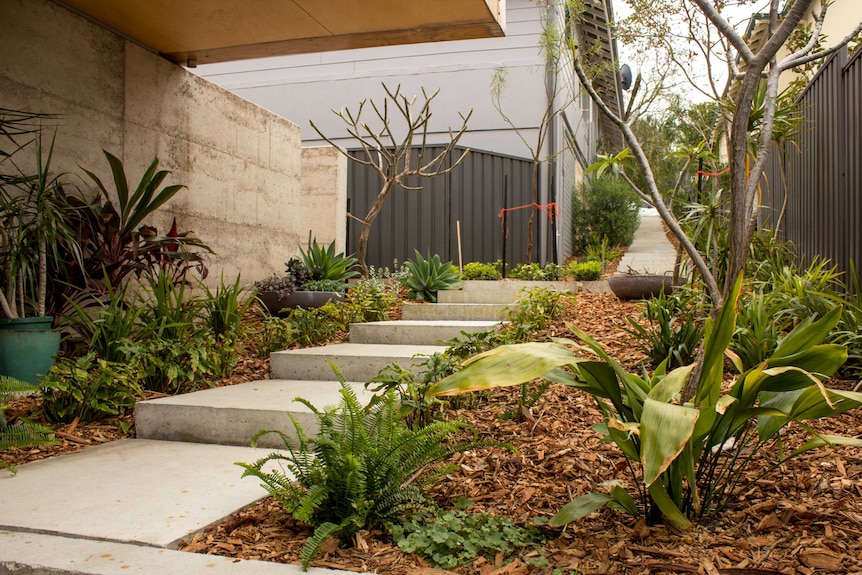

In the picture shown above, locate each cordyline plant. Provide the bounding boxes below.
[428,274,862,529]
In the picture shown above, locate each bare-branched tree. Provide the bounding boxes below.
[311,84,471,277]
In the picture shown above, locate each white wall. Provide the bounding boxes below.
[197,0,553,159]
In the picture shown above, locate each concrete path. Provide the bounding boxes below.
[614,210,677,276]
[0,440,335,574]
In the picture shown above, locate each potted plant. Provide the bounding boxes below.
[255,240,358,313]
[0,115,80,383]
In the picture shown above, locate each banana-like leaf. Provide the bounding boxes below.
[648,479,691,530]
[697,273,743,405]
[788,434,862,458]
[640,398,699,487]
[766,344,847,376]
[548,485,638,527]
[758,387,862,440]
[648,364,695,403]
[427,342,575,396]
[771,305,842,360]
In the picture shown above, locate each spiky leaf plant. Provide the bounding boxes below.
[1,375,56,474]
[402,250,462,303]
[237,362,501,570]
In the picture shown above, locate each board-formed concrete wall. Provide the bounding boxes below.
[0,0,345,283]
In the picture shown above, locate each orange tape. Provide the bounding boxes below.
[498,203,558,237]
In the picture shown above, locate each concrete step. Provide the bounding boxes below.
[401,302,509,321]
[270,342,448,382]
[136,379,377,449]
[0,439,275,549]
[439,280,578,304]
[349,319,502,345]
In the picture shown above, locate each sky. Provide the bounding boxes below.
[609,1,772,105]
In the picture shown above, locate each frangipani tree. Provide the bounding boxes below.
[311,84,471,277]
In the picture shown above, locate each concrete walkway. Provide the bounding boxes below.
[0,218,672,574]
[614,209,677,276]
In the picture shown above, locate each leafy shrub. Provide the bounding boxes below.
[64,278,143,363]
[392,506,543,569]
[566,260,603,281]
[342,277,399,322]
[136,271,214,392]
[49,151,211,315]
[429,276,862,528]
[402,251,462,303]
[570,176,640,254]
[200,273,255,337]
[508,262,563,281]
[625,289,704,370]
[504,287,569,338]
[285,302,344,347]
[461,261,501,280]
[238,373,491,569]
[299,238,359,283]
[41,353,143,424]
[366,353,459,429]
[251,316,295,358]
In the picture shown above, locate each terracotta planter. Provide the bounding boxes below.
[258,291,344,315]
[607,274,674,300]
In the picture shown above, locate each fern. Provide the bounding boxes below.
[237,362,508,570]
[1,376,56,474]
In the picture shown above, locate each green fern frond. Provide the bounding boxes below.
[300,521,341,570]
[294,482,328,523]
[1,420,56,474]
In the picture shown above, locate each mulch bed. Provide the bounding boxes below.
[4,292,862,575]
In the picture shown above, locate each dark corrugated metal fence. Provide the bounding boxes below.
[346,147,543,270]
[761,46,861,288]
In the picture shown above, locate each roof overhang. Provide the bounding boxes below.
[54,0,505,66]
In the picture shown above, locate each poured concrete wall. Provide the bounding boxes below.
[0,0,345,283]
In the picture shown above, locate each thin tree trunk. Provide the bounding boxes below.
[357,180,395,278]
[773,149,789,240]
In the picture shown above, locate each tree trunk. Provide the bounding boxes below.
[526,159,540,264]
[357,180,395,278]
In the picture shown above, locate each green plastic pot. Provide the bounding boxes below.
[0,316,61,384]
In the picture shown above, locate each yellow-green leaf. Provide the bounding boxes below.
[640,398,699,486]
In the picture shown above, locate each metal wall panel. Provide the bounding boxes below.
[761,47,860,288]
[347,147,537,270]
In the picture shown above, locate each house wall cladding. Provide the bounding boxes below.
[346,147,547,270]
[760,46,861,288]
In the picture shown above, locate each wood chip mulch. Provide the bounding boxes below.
[4,292,862,575]
[176,293,862,575]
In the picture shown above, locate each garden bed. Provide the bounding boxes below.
[3,293,862,575]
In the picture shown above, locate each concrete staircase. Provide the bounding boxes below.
[135,296,511,448]
[135,281,583,448]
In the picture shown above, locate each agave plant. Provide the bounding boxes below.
[402,250,462,303]
[429,274,862,529]
[298,238,358,283]
[238,363,500,570]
